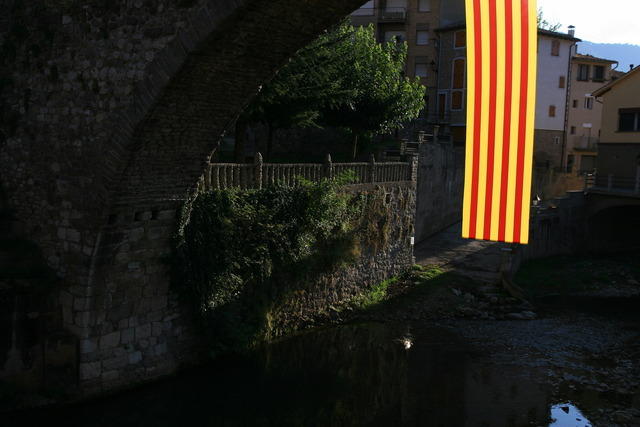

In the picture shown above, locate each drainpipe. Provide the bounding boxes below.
[561,38,578,172]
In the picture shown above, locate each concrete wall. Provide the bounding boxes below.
[415,141,464,241]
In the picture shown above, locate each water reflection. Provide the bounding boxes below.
[550,403,592,427]
[5,322,598,426]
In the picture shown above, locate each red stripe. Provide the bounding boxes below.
[483,0,498,240]
[469,0,483,239]
[498,0,513,242]
[513,0,529,243]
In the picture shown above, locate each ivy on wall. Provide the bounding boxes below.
[172,176,368,353]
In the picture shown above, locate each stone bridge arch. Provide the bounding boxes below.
[585,194,640,252]
[0,0,368,392]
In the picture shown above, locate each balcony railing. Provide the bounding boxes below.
[585,173,640,196]
[378,7,407,22]
[571,136,598,152]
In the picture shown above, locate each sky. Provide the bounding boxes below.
[537,0,640,45]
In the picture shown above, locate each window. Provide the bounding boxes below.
[577,64,590,81]
[451,90,464,110]
[549,105,556,117]
[418,0,431,12]
[572,99,578,108]
[385,31,406,43]
[454,30,466,48]
[584,96,594,110]
[559,76,566,88]
[438,93,447,119]
[551,39,560,56]
[415,57,428,78]
[593,65,605,82]
[570,126,576,135]
[619,109,640,132]
[416,30,429,45]
[452,58,465,89]
[554,136,561,145]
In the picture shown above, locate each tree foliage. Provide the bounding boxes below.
[239,21,426,159]
[537,9,562,32]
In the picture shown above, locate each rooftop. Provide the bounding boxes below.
[592,65,640,97]
[573,53,618,64]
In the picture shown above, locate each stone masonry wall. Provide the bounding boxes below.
[269,182,416,336]
[0,0,368,397]
[415,141,465,242]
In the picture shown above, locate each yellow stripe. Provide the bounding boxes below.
[476,0,490,238]
[462,0,476,239]
[490,0,506,241]
[519,0,538,244]
[505,0,521,242]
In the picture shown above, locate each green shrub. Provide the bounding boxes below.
[173,175,362,353]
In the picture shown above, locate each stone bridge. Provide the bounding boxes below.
[0,0,372,394]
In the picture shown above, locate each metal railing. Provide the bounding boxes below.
[571,136,598,152]
[378,7,407,22]
[198,153,416,191]
[585,172,640,196]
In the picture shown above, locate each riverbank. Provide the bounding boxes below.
[4,252,639,426]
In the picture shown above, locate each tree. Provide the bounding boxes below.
[320,25,425,159]
[236,22,426,160]
[537,9,562,32]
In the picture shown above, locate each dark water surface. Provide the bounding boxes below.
[6,317,614,427]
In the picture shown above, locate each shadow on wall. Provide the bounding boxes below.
[414,142,465,242]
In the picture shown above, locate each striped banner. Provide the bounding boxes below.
[462,0,538,244]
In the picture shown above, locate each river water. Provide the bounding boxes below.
[6,294,640,426]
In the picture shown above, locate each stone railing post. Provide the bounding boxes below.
[409,154,418,182]
[254,152,263,189]
[607,174,613,191]
[324,154,333,179]
[369,153,376,183]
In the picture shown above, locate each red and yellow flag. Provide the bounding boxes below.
[462,0,538,244]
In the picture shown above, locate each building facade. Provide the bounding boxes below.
[565,54,618,173]
[350,0,442,135]
[533,29,580,169]
[592,66,640,191]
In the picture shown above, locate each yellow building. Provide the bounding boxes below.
[592,66,640,191]
[566,54,618,174]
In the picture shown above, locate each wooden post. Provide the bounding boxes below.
[324,154,333,179]
[255,152,263,189]
[369,153,376,183]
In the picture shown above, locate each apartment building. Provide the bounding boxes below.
[533,29,580,169]
[592,66,640,191]
[566,54,618,174]
[350,0,441,131]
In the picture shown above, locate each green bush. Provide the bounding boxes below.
[173,176,362,353]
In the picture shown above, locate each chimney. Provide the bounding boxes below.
[631,64,635,71]
[568,25,575,37]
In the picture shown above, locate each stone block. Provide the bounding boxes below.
[102,370,119,382]
[100,331,121,349]
[121,327,135,344]
[135,323,152,340]
[129,351,143,365]
[152,322,163,337]
[80,338,98,354]
[79,362,101,380]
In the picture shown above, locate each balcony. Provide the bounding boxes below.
[585,173,640,198]
[571,136,598,152]
[378,7,407,23]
